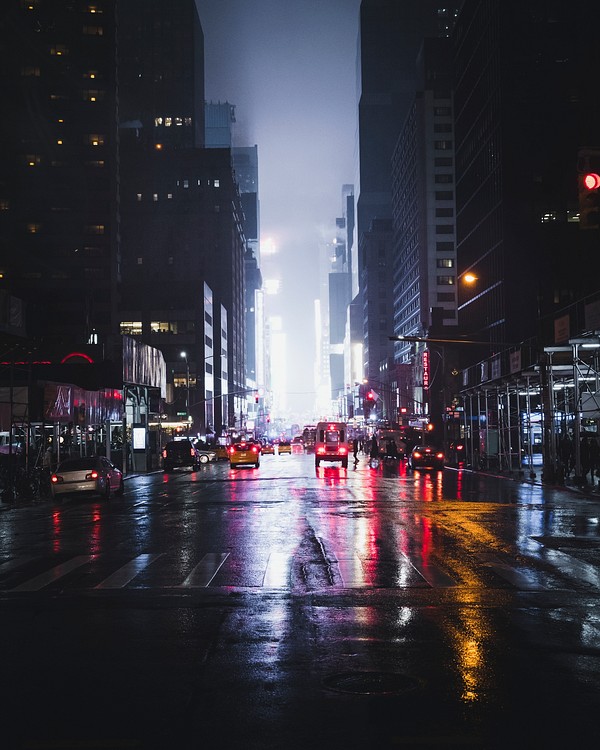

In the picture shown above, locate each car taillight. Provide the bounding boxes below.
[190,447,195,457]
[162,449,167,458]
[88,470,99,480]
[436,453,444,459]
[413,451,422,459]
[339,447,347,455]
[228,446,235,455]
[252,446,258,453]
[50,474,61,484]
[317,447,325,454]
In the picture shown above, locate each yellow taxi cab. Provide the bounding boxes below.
[228,441,261,468]
[277,440,292,455]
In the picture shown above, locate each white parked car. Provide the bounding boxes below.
[50,456,124,500]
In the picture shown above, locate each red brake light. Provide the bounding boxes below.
[90,470,99,479]
[252,446,258,453]
[339,446,347,455]
[228,446,235,455]
[50,474,59,484]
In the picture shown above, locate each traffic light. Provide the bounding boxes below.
[578,149,600,230]
[366,390,375,402]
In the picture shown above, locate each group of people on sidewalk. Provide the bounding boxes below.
[558,432,600,484]
[352,436,399,466]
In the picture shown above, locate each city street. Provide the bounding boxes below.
[1,452,600,749]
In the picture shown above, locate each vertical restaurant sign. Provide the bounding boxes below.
[423,350,430,391]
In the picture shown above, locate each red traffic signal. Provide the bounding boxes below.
[578,147,600,230]
[366,390,375,401]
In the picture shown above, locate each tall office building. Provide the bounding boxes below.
[392,36,456,346]
[118,2,247,436]
[119,0,205,149]
[355,0,459,381]
[0,1,120,347]
[453,0,600,363]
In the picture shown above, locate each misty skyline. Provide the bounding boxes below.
[197,0,361,419]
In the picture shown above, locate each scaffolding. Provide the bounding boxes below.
[460,336,600,484]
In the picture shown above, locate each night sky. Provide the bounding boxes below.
[197,0,361,420]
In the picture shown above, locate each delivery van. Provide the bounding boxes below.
[314,421,349,468]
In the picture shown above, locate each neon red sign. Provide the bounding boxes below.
[423,350,430,390]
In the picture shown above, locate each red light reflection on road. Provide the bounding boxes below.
[52,510,62,553]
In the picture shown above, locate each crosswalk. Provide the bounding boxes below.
[1,546,598,594]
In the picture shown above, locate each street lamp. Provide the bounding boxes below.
[180,351,190,433]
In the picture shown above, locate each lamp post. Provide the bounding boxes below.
[180,351,190,433]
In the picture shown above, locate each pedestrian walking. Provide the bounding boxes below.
[580,434,592,482]
[352,437,359,464]
[558,434,573,478]
[589,436,600,485]
[369,436,379,468]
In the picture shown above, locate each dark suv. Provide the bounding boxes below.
[162,439,217,472]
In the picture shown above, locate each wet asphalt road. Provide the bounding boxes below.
[1,451,600,749]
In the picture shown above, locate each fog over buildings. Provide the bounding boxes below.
[197,0,361,420]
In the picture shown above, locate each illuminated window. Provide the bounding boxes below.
[87,5,102,13]
[21,66,40,77]
[85,224,104,234]
[214,179,220,188]
[136,193,142,202]
[83,25,103,35]
[153,193,158,202]
[85,134,105,146]
[437,275,455,285]
[175,117,182,126]
[84,160,105,167]
[436,258,454,268]
[83,89,104,102]
[151,321,178,334]
[120,321,142,336]
[51,45,69,56]
[184,117,192,126]
[183,180,189,188]
[154,117,163,126]
[25,154,41,167]
[0,199,9,211]
[167,193,173,199]
[165,117,172,127]
[27,223,41,233]
[137,257,143,265]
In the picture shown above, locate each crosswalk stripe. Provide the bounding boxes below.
[11,555,95,592]
[405,554,458,587]
[94,553,164,589]
[0,556,34,573]
[263,552,290,587]
[176,552,230,587]
[335,556,368,587]
[3,548,599,593]
[476,553,547,590]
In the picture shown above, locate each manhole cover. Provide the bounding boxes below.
[323,671,423,695]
